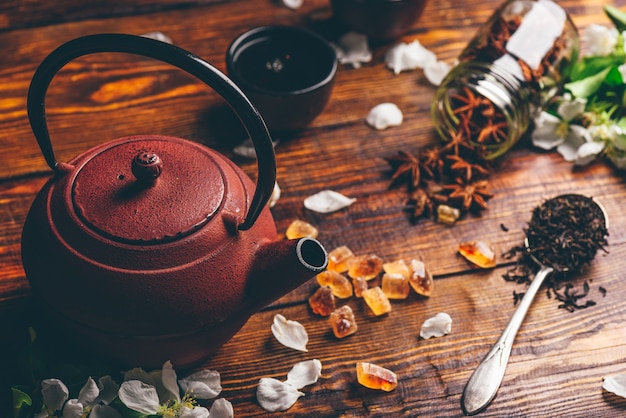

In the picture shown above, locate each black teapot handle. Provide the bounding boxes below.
[27,33,276,231]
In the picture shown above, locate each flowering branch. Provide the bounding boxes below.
[531,5,626,169]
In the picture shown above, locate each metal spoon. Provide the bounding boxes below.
[461,194,608,416]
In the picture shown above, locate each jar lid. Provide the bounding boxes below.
[72,136,224,244]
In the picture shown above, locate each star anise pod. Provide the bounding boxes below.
[443,178,493,212]
[406,187,434,220]
[385,150,432,189]
[446,154,490,182]
[474,117,508,145]
[420,146,446,180]
[442,114,474,156]
[449,87,492,121]
[406,181,448,221]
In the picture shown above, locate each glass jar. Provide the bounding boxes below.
[431,0,579,159]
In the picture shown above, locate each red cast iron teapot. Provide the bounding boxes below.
[21,34,328,369]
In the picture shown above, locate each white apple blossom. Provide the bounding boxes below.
[37,376,121,418]
[583,24,618,56]
[119,361,224,416]
[531,95,604,165]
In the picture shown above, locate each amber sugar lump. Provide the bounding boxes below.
[352,276,368,297]
[316,270,353,298]
[382,273,410,299]
[362,286,392,316]
[327,245,354,273]
[356,362,398,392]
[330,305,358,338]
[408,259,434,297]
[382,259,410,278]
[285,219,319,239]
[309,285,335,316]
[458,241,496,268]
[347,254,383,280]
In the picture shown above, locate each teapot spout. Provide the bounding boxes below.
[248,238,328,309]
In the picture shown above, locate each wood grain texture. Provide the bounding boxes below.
[1,0,626,416]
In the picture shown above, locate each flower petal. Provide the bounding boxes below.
[574,140,605,165]
[96,376,120,405]
[424,60,451,86]
[41,378,69,412]
[62,399,83,418]
[118,381,160,414]
[333,32,372,69]
[557,97,586,122]
[531,112,564,150]
[256,378,304,412]
[608,151,626,169]
[556,125,591,162]
[269,182,281,208]
[161,361,181,402]
[603,374,626,398]
[285,359,323,389]
[179,369,222,400]
[180,405,210,418]
[282,0,303,9]
[366,103,403,130]
[304,190,356,214]
[209,398,234,418]
[271,314,309,352]
[420,312,452,339]
[90,404,123,418]
[385,40,436,75]
[77,377,99,405]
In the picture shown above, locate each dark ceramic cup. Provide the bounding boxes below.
[330,0,428,41]
[226,25,337,132]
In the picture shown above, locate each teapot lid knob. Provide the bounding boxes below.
[132,151,162,185]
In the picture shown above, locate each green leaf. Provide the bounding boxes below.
[565,66,614,98]
[11,387,32,418]
[605,5,626,32]
[570,55,626,81]
[605,66,624,86]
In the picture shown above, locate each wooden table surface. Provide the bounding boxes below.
[2,0,626,416]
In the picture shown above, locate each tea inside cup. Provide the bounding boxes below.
[226,25,337,133]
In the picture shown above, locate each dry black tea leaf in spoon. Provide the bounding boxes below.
[525,194,608,274]
[503,194,609,311]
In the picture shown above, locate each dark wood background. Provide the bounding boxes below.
[1,0,626,416]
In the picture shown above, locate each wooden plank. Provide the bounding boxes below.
[2,0,626,416]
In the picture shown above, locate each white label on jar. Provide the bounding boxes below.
[505,0,566,69]
[493,53,526,81]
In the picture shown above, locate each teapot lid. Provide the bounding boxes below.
[72,135,225,243]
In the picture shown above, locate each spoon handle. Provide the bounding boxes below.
[461,265,554,416]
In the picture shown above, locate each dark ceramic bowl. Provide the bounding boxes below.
[330,0,428,41]
[226,25,337,132]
